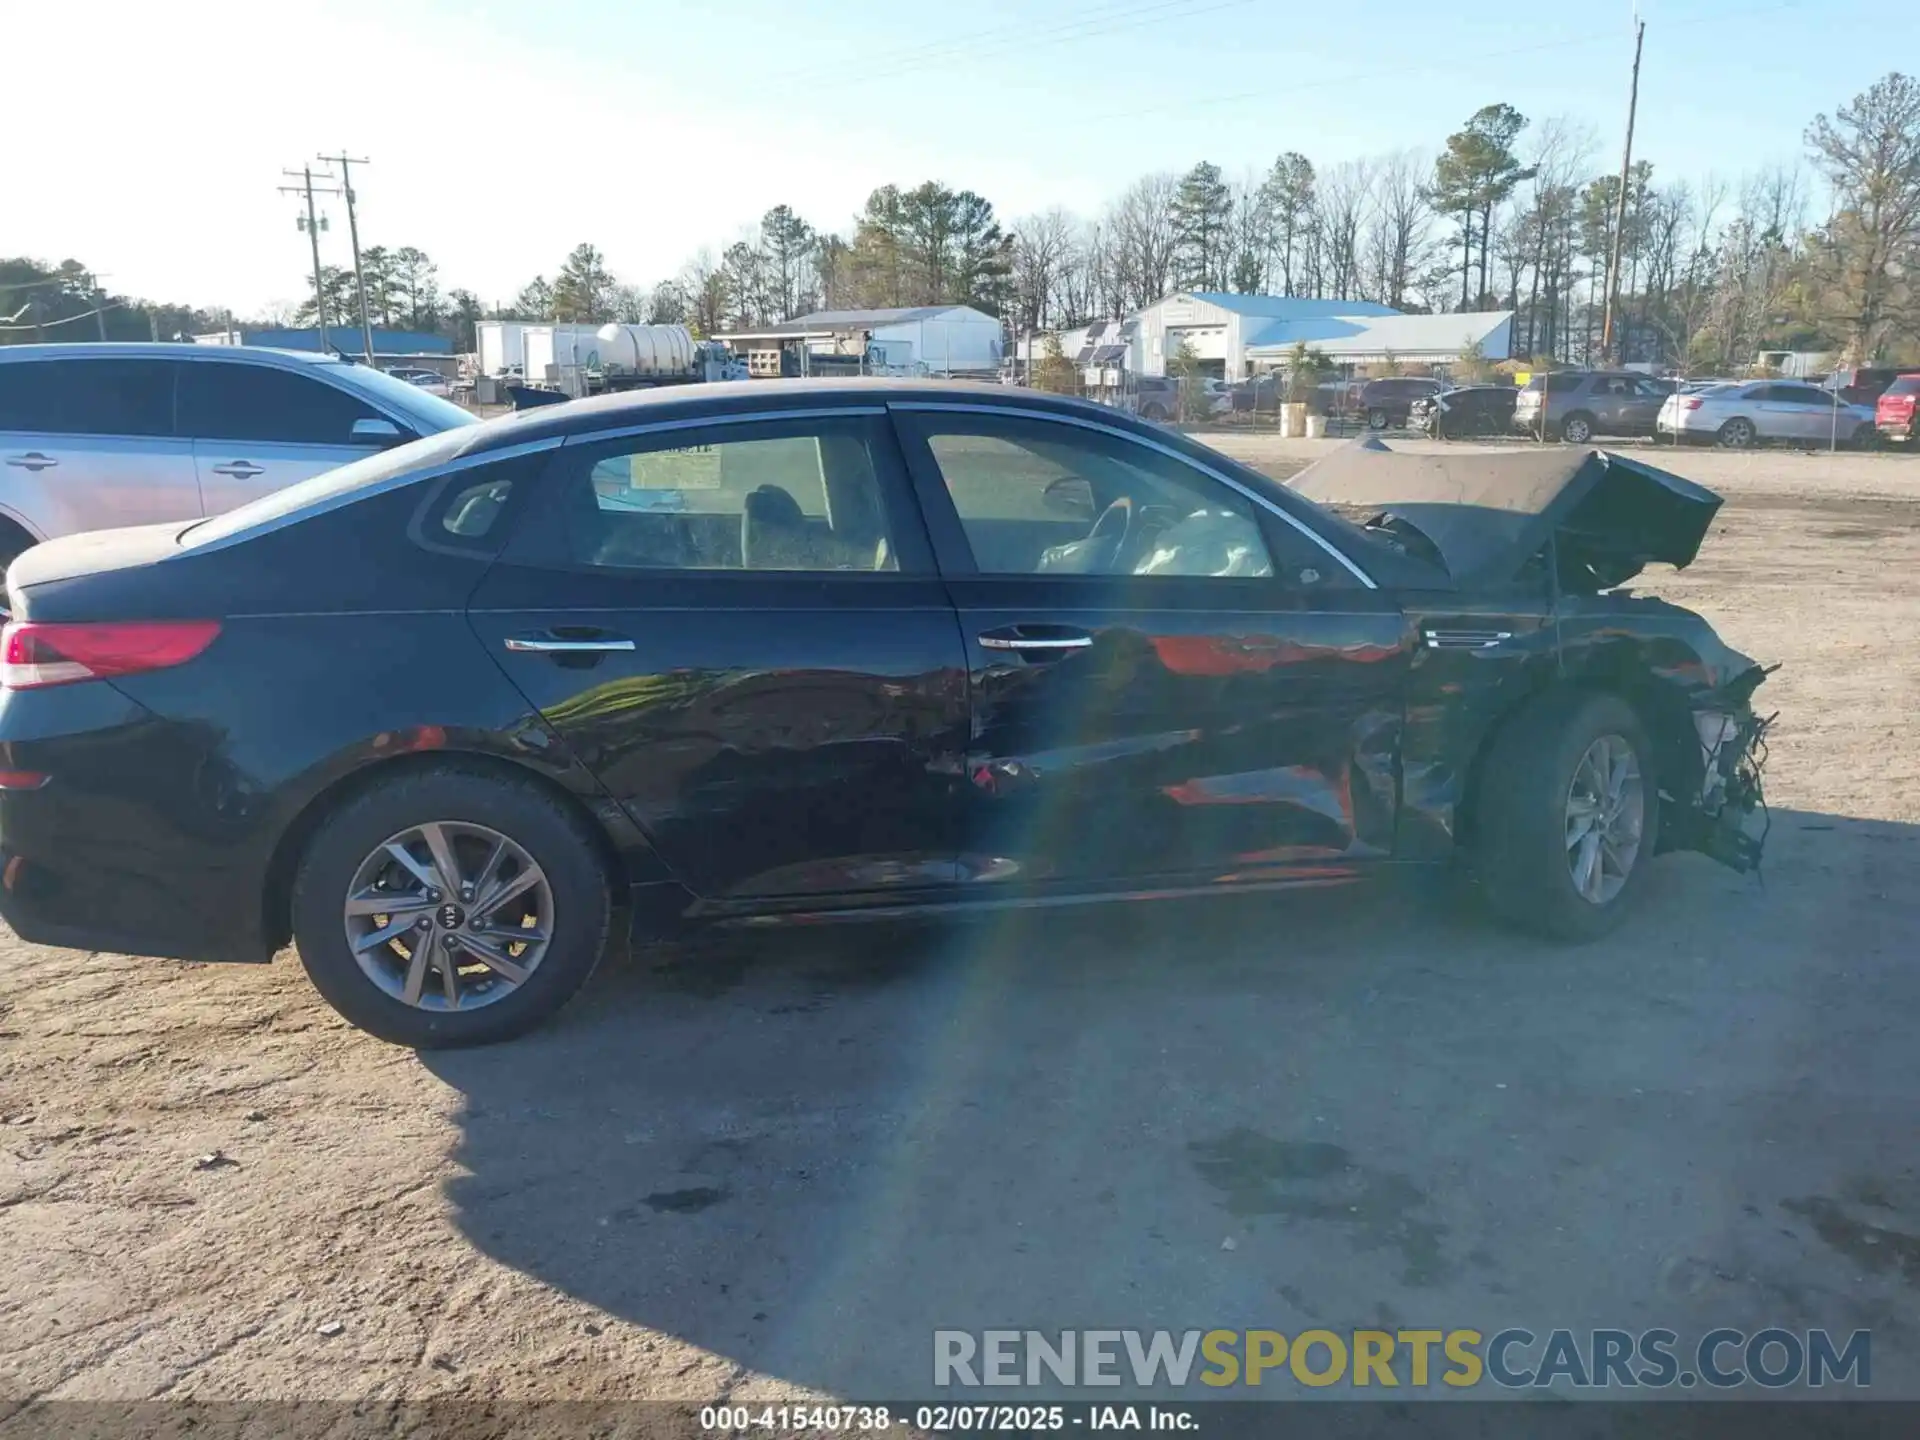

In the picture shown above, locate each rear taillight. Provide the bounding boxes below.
[1,620,221,690]
[1681,397,1703,410]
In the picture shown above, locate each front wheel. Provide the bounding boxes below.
[1367,408,1391,430]
[291,766,613,1047]
[1559,413,1595,444]
[1851,423,1880,451]
[1717,417,1756,448]
[1470,690,1659,942]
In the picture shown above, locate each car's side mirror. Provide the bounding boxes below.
[1042,475,1097,521]
[352,417,409,447]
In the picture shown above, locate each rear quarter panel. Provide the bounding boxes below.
[7,474,661,957]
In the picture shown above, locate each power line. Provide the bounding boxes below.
[1082,0,1800,124]
[765,0,1253,88]
[765,0,1179,83]
[0,301,125,333]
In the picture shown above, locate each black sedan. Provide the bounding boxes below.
[1410,385,1520,439]
[0,382,1772,1047]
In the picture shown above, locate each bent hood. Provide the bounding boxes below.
[1287,442,1722,590]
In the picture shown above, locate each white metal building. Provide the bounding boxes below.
[1023,292,1514,381]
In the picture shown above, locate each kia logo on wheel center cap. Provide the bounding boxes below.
[436,903,466,930]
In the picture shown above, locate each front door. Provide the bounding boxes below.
[891,404,1411,891]
[177,361,398,515]
[467,407,973,903]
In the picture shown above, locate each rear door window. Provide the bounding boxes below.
[177,361,383,445]
[540,415,921,574]
[0,358,177,437]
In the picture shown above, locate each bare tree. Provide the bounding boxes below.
[1514,116,1597,357]
[678,247,729,339]
[1107,173,1180,310]
[1314,160,1373,302]
[1010,208,1079,334]
[1366,149,1433,309]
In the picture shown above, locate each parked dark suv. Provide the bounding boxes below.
[1357,377,1446,430]
[1512,371,1676,443]
[1410,385,1519,439]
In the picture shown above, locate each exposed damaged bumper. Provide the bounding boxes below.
[1679,665,1777,874]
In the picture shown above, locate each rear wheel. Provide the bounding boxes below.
[291,766,613,1047]
[1716,417,1756,448]
[1851,423,1880,451]
[1470,690,1659,942]
[1559,412,1595,444]
[0,520,36,587]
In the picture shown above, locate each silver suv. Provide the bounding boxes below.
[0,344,477,568]
[1512,370,1676,443]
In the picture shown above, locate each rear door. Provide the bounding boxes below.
[0,356,197,539]
[466,406,973,903]
[178,359,405,514]
[1751,384,1828,441]
[891,402,1410,891]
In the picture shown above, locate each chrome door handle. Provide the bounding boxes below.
[5,453,57,472]
[210,461,265,478]
[504,635,636,654]
[979,633,1093,652]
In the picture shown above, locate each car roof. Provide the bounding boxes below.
[0,341,365,373]
[467,377,1153,450]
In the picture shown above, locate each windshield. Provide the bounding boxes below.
[180,426,480,546]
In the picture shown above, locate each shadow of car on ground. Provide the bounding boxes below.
[423,809,1920,1400]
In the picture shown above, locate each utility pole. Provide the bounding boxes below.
[320,152,376,363]
[280,166,339,351]
[84,272,109,341]
[1600,18,1645,367]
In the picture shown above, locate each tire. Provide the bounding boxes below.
[1141,402,1170,422]
[291,765,613,1048]
[1559,412,1595,444]
[1368,408,1390,430]
[1851,424,1879,451]
[0,520,35,586]
[1470,689,1660,943]
[1716,417,1756,448]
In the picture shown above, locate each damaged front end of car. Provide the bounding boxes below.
[1667,661,1778,874]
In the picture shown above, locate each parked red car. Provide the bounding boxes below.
[1876,374,1919,445]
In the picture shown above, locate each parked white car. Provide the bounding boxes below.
[0,344,478,569]
[1657,380,1878,448]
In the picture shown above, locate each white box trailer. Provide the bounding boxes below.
[476,321,526,376]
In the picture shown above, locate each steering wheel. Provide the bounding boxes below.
[1082,497,1134,573]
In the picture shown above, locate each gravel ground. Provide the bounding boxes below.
[2,440,1917,1415]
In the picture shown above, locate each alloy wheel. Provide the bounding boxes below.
[1563,416,1592,443]
[1719,418,1754,448]
[1564,735,1644,906]
[341,821,554,1011]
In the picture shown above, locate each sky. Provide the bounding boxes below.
[7,0,1890,317]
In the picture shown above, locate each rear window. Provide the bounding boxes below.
[1884,376,1920,398]
[180,426,483,547]
[0,357,177,437]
